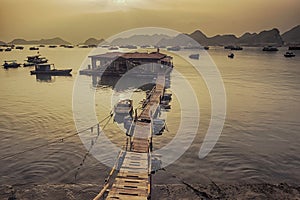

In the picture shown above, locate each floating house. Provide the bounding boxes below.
[80,50,173,77]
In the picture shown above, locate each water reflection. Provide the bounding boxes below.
[35,74,72,82]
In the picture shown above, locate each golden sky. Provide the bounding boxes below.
[0,0,299,43]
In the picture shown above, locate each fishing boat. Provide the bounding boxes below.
[5,48,12,52]
[189,54,200,60]
[48,45,57,48]
[228,53,234,58]
[30,64,72,75]
[24,54,48,67]
[2,60,21,69]
[284,52,296,57]
[262,46,278,51]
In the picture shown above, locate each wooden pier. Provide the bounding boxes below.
[95,74,166,200]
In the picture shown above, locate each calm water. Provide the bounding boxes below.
[0,46,299,187]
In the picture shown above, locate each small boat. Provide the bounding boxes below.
[30,64,72,75]
[5,48,12,51]
[167,46,181,51]
[78,45,89,48]
[288,46,300,50]
[108,46,119,50]
[64,45,74,48]
[230,46,243,50]
[224,45,234,49]
[114,99,133,116]
[228,53,234,58]
[48,45,57,48]
[120,45,137,49]
[24,54,48,66]
[189,54,200,60]
[23,63,35,67]
[15,46,24,50]
[39,45,45,47]
[204,46,209,50]
[284,52,295,57]
[29,46,39,50]
[3,60,21,69]
[262,46,278,51]
[0,49,3,52]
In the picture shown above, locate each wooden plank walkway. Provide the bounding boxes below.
[105,74,165,200]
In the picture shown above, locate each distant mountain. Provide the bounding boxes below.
[0,40,6,45]
[208,34,238,46]
[111,34,171,46]
[158,33,200,47]
[157,28,284,46]
[237,28,283,46]
[81,38,105,46]
[282,25,300,45]
[9,37,71,45]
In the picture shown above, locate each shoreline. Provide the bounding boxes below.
[2,182,299,200]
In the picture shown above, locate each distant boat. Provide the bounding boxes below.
[284,52,295,58]
[64,45,74,48]
[78,45,89,48]
[189,54,200,60]
[167,46,181,51]
[204,46,209,50]
[120,45,137,49]
[29,46,39,51]
[5,48,12,51]
[39,45,45,47]
[24,54,48,67]
[228,53,234,58]
[30,64,72,75]
[48,45,57,48]
[0,49,4,52]
[2,60,21,69]
[108,46,119,50]
[262,46,278,51]
[288,46,300,50]
[224,45,234,49]
[230,46,243,50]
[15,46,24,50]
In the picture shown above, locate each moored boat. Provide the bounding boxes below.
[262,46,278,51]
[288,46,300,50]
[30,64,72,75]
[230,46,243,50]
[29,46,39,50]
[15,46,24,50]
[114,99,133,116]
[167,46,181,51]
[2,60,21,69]
[228,53,234,58]
[189,54,200,60]
[284,52,296,57]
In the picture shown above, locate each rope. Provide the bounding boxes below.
[74,114,113,182]
[0,112,113,161]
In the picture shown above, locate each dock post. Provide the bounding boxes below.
[97,124,100,136]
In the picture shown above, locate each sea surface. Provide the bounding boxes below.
[0,46,299,187]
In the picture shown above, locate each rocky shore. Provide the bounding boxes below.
[1,183,299,200]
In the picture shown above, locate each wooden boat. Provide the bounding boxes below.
[189,54,200,60]
[228,53,234,58]
[3,60,21,68]
[5,48,12,51]
[48,45,57,48]
[284,52,296,57]
[114,99,133,115]
[30,64,72,75]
